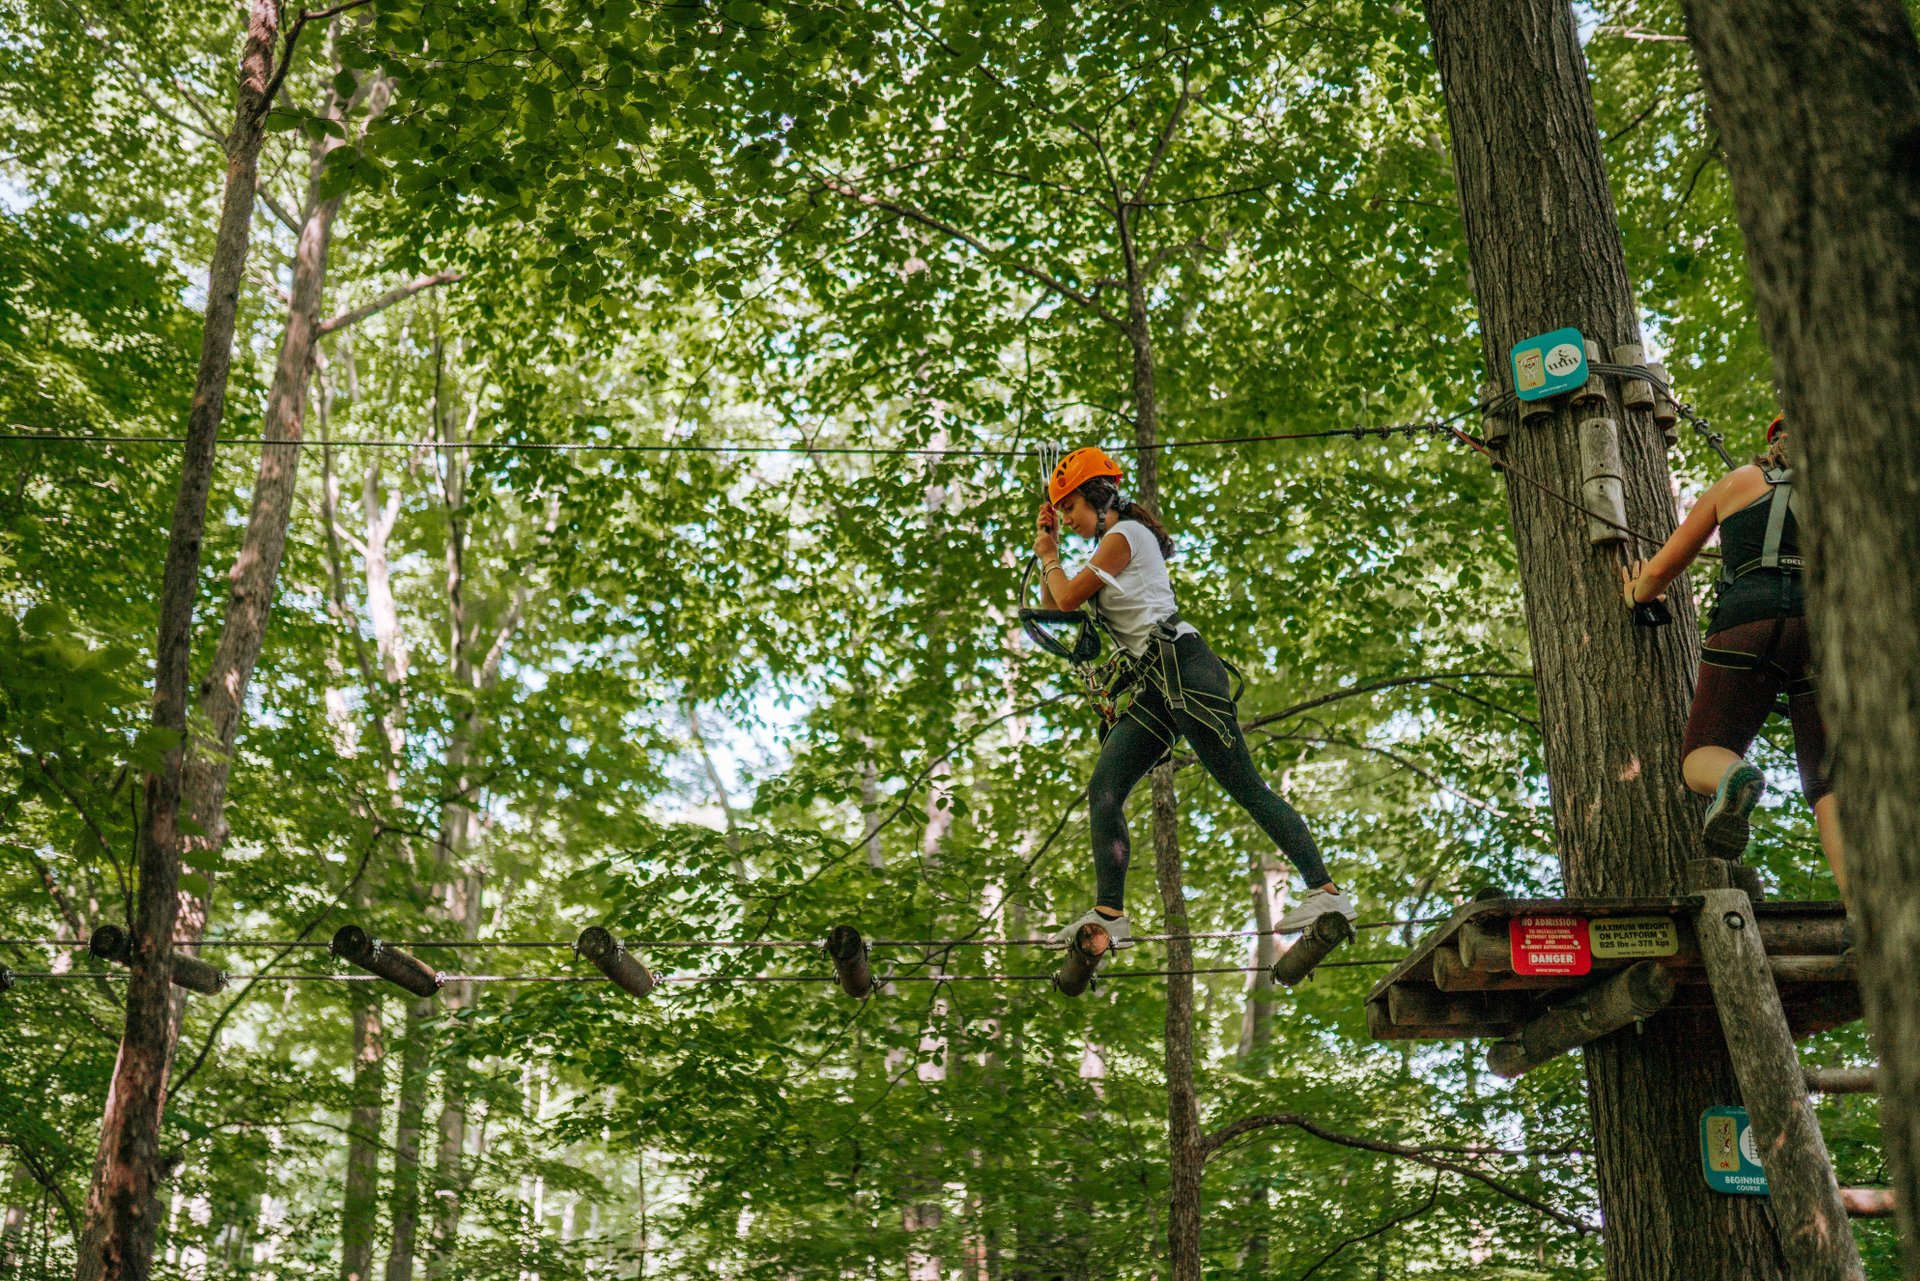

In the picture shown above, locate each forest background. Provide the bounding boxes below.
[0,0,1894,1276]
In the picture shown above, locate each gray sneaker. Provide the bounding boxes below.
[1275,888,1357,932]
[1048,908,1132,953]
[1703,762,1766,858]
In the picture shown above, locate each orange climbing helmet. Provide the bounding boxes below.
[1767,414,1786,442]
[1047,446,1124,505]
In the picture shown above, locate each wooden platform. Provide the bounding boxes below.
[1367,896,1857,1044]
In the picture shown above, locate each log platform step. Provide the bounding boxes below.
[1365,896,1856,1046]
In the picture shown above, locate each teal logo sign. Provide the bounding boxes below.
[1702,1106,1768,1195]
[1510,327,1587,402]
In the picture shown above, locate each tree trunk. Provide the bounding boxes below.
[1151,768,1204,1281]
[340,987,384,1281]
[1677,4,1920,1270]
[1424,4,1784,1277]
[72,5,281,1275]
[382,998,434,1281]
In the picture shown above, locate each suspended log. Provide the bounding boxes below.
[1805,1066,1878,1095]
[0,966,11,992]
[825,924,873,999]
[1487,961,1675,1078]
[89,924,227,995]
[1052,921,1111,998]
[330,926,441,998]
[575,927,657,999]
[1840,1188,1895,1218]
[1694,888,1858,1279]
[1271,911,1353,987]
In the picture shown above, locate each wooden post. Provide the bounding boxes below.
[1487,960,1675,1078]
[1612,343,1657,410]
[574,927,657,999]
[1575,338,1610,406]
[1693,888,1862,1280]
[1578,416,1628,545]
[1483,382,1513,447]
[89,925,227,995]
[825,924,873,999]
[330,926,442,999]
[1805,1066,1878,1096]
[1457,919,1514,973]
[1270,912,1352,987]
[1646,360,1680,446]
[1052,921,1110,998]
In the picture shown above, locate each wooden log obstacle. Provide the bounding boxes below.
[1366,886,1885,1274]
[575,927,657,998]
[330,926,442,997]
[90,924,227,995]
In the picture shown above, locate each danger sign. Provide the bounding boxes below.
[1510,915,1592,976]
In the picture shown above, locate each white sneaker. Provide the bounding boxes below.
[1048,908,1132,952]
[1275,888,1356,933]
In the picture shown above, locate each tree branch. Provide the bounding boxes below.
[258,0,375,119]
[1237,670,1535,735]
[319,270,464,334]
[1129,67,1193,206]
[811,170,1121,326]
[1204,1112,1596,1234]
[1294,1169,1442,1281]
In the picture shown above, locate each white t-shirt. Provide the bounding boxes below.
[1084,519,1196,657]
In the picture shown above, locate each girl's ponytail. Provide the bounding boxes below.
[1077,476,1175,558]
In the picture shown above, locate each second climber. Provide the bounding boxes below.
[1030,446,1355,957]
[1621,415,1844,895]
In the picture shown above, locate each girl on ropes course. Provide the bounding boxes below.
[1030,446,1355,954]
[1621,415,1845,894]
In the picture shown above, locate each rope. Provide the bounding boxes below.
[0,421,1460,458]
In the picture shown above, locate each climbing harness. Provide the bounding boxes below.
[1017,552,1131,730]
[1703,461,1812,695]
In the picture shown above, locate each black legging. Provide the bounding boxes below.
[1089,632,1330,912]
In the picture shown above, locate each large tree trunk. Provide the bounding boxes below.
[1423,5,1788,1278]
[72,5,282,1275]
[1677,4,1920,1270]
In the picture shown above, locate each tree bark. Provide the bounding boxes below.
[1424,4,1784,1277]
[1675,5,1920,1271]
[382,998,434,1281]
[1151,768,1204,1281]
[72,4,281,1275]
[341,986,384,1281]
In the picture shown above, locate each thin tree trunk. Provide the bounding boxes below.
[382,998,434,1281]
[1122,186,1203,1276]
[1677,4,1920,1270]
[1151,768,1203,1281]
[1424,4,1783,1277]
[72,5,281,1275]
[340,985,384,1281]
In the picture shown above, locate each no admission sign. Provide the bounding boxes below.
[1509,915,1593,976]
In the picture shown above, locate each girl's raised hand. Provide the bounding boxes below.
[1034,503,1059,559]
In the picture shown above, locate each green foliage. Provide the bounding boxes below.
[0,0,1863,1276]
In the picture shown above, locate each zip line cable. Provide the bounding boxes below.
[3,960,1402,986]
[0,420,1462,457]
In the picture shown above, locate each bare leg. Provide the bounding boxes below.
[1684,746,1741,796]
[1813,793,1847,900]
